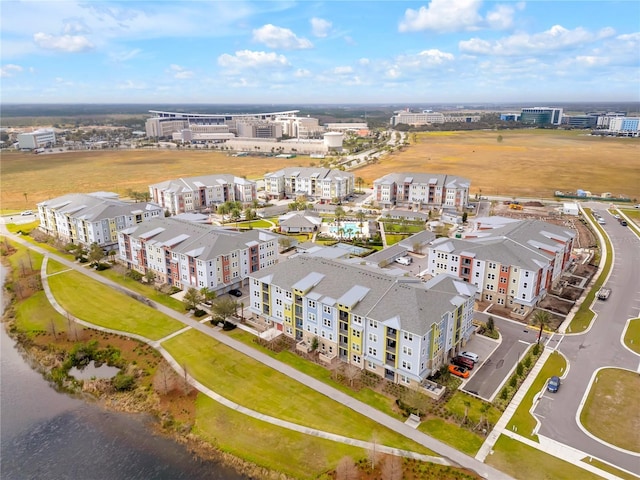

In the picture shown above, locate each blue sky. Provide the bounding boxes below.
[1,1,639,104]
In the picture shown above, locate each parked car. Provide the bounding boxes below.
[448,364,470,379]
[547,375,560,393]
[20,210,33,216]
[228,289,243,297]
[452,356,474,370]
[620,220,627,226]
[459,351,479,363]
[395,256,412,266]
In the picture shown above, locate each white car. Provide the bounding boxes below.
[395,256,412,266]
[460,351,479,363]
[20,210,33,216]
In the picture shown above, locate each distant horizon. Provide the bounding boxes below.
[1,1,638,103]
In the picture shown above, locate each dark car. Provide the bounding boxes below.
[452,356,474,370]
[228,289,243,297]
[547,376,560,393]
[620,220,627,226]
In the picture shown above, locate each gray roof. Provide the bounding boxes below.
[120,217,278,261]
[265,167,354,182]
[38,193,161,222]
[255,256,475,335]
[149,174,255,193]
[374,172,470,189]
[278,211,322,228]
[399,229,436,249]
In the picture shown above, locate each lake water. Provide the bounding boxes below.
[0,263,246,480]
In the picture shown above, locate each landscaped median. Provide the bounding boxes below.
[161,329,435,456]
[47,266,185,341]
[567,208,613,333]
[623,318,640,354]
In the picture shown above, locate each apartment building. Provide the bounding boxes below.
[264,167,354,202]
[37,192,163,250]
[118,218,279,292]
[149,174,257,215]
[373,173,470,210]
[426,220,575,313]
[248,256,476,386]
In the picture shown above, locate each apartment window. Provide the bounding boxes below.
[352,354,361,364]
[352,343,360,352]
[353,330,361,338]
[368,347,377,356]
[403,332,413,341]
[353,315,362,325]
[285,291,292,299]
[401,375,411,385]
[323,305,332,314]
[523,283,528,289]
[369,319,378,328]
[308,313,316,322]
[501,266,509,272]
[402,360,412,370]
[308,300,316,308]
[367,361,376,370]
[368,333,377,342]
[402,346,412,356]
[323,318,331,328]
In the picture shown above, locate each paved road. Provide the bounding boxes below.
[533,205,640,474]
[2,229,514,480]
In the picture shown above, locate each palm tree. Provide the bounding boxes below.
[532,310,551,344]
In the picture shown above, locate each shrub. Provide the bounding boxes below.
[126,270,143,281]
[500,388,508,400]
[112,372,135,391]
[222,321,237,331]
[193,309,207,318]
[516,362,524,376]
[95,262,111,271]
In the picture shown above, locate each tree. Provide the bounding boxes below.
[200,287,216,302]
[532,310,551,344]
[210,296,238,322]
[334,206,346,226]
[355,210,366,227]
[87,243,104,266]
[462,211,468,223]
[486,316,495,333]
[380,455,403,480]
[335,456,359,480]
[230,207,241,227]
[153,362,178,395]
[183,287,203,311]
[144,269,156,284]
[356,177,364,192]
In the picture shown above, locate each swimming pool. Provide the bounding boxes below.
[329,221,362,238]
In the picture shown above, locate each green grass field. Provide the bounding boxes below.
[580,368,640,452]
[47,269,184,340]
[161,328,434,455]
[624,318,640,354]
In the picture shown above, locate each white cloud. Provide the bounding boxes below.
[62,18,91,35]
[310,17,332,38]
[33,32,94,52]
[574,56,610,67]
[459,25,614,56]
[0,64,24,77]
[358,58,370,66]
[399,0,483,33]
[333,66,353,75]
[218,50,290,70]
[485,4,519,30]
[252,24,312,50]
[396,49,455,68]
[168,64,194,79]
[109,48,142,63]
[294,68,311,78]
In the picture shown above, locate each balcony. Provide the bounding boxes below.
[385,353,396,367]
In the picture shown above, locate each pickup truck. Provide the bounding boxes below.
[596,287,611,300]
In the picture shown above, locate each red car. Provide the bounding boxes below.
[449,364,470,379]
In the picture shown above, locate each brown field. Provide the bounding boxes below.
[0,149,316,210]
[2,130,639,210]
[357,130,640,200]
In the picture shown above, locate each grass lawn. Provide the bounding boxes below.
[5,239,44,273]
[580,456,639,480]
[487,435,604,480]
[418,418,484,456]
[96,268,185,311]
[47,269,184,340]
[236,219,275,228]
[161,329,434,455]
[623,318,640,354]
[506,351,567,440]
[14,290,68,337]
[580,368,640,452]
[46,258,72,275]
[195,394,368,479]
[446,391,502,428]
[620,208,640,220]
[1,149,317,210]
[568,209,612,333]
[385,233,410,246]
[354,130,640,200]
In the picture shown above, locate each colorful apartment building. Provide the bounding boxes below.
[118,218,279,293]
[37,192,163,250]
[149,174,257,215]
[264,167,354,202]
[373,173,470,210]
[248,256,476,386]
[426,220,575,313]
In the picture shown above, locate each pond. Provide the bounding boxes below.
[69,361,121,380]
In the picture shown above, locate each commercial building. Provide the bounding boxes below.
[37,192,163,250]
[608,117,640,136]
[117,217,280,292]
[264,167,354,202]
[373,173,470,210]
[390,110,445,127]
[149,174,257,215]
[519,107,563,126]
[248,256,476,385]
[17,129,56,150]
[426,220,575,314]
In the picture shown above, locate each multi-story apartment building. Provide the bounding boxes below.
[264,167,354,202]
[426,220,575,313]
[373,173,470,210]
[248,256,476,386]
[149,174,257,215]
[17,129,56,150]
[118,218,279,292]
[37,192,163,250]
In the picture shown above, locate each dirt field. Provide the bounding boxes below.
[357,130,640,200]
[1,149,315,210]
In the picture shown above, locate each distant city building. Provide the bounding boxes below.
[17,129,56,150]
[519,107,563,125]
[500,113,520,121]
[264,167,354,202]
[117,217,280,292]
[248,255,477,386]
[149,174,257,215]
[608,117,640,136]
[37,192,163,250]
[390,110,445,127]
[325,122,369,133]
[373,173,470,210]
[561,114,598,128]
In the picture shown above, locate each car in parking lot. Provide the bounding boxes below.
[452,356,474,370]
[547,375,560,393]
[459,351,479,363]
[449,364,470,379]
[228,289,243,297]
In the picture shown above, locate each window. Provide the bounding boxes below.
[353,315,362,325]
[402,346,413,355]
[352,354,361,364]
[369,319,378,328]
[308,300,316,308]
[368,333,377,342]
[308,313,316,322]
[323,305,332,314]
[401,360,412,370]
[368,347,377,356]
[401,375,411,385]
[353,330,361,338]
[523,283,528,288]
[351,343,360,352]
[367,361,376,370]
[322,318,331,327]
[403,332,413,341]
